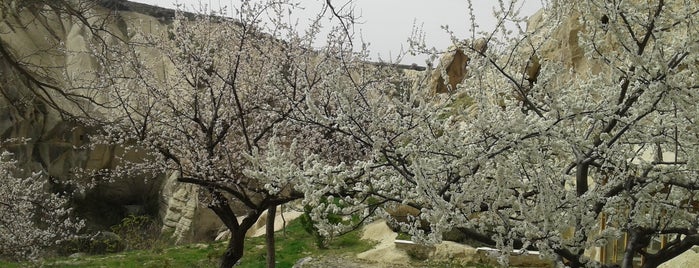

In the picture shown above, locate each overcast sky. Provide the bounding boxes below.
[130,0,543,64]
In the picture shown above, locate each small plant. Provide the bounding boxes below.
[59,231,126,255]
[396,232,412,240]
[110,215,162,251]
[300,204,344,249]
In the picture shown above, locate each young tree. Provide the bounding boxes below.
[0,149,83,261]
[82,1,373,267]
[286,0,699,267]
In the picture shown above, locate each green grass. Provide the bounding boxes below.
[35,243,220,268]
[237,218,375,268]
[0,261,22,268]
[1,218,375,268]
[0,218,498,268]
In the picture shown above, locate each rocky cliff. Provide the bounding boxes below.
[0,0,220,242]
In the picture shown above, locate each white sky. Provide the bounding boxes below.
[130,0,543,65]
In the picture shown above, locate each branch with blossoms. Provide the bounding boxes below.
[281,1,699,268]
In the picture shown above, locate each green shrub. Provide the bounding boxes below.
[299,199,358,249]
[110,215,163,251]
[59,231,126,255]
[300,209,332,249]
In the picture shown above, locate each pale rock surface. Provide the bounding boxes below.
[356,220,410,264]
[0,1,211,238]
[357,220,552,267]
[428,38,487,94]
[659,246,699,268]
[432,241,479,264]
[249,209,303,237]
[160,172,223,243]
[214,206,303,241]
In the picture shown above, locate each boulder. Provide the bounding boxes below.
[394,240,434,260]
[247,207,303,237]
[476,247,552,267]
[431,241,480,264]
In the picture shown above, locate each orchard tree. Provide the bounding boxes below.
[283,0,699,267]
[82,0,377,267]
[0,149,83,261]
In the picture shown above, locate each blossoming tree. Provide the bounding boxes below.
[82,0,383,266]
[287,1,699,267]
[0,149,83,261]
[0,0,103,262]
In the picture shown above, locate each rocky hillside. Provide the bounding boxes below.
[0,0,220,242]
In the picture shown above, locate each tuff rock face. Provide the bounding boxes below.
[0,1,220,242]
[159,172,222,243]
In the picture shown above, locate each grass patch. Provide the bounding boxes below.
[396,232,412,240]
[39,243,222,268]
[0,261,22,268]
[4,218,375,268]
[237,218,375,267]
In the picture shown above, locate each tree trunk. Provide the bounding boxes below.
[621,232,638,268]
[266,206,277,268]
[220,229,246,268]
[621,249,636,268]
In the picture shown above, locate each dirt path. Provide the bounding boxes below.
[294,255,387,267]
[294,255,454,268]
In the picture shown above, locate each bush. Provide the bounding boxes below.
[299,200,352,249]
[300,211,333,249]
[60,231,126,255]
[57,215,163,256]
[110,215,162,251]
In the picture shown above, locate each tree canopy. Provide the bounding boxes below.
[0,0,698,267]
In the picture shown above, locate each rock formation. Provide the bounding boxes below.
[429,38,487,94]
[159,171,223,242]
[0,1,218,242]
